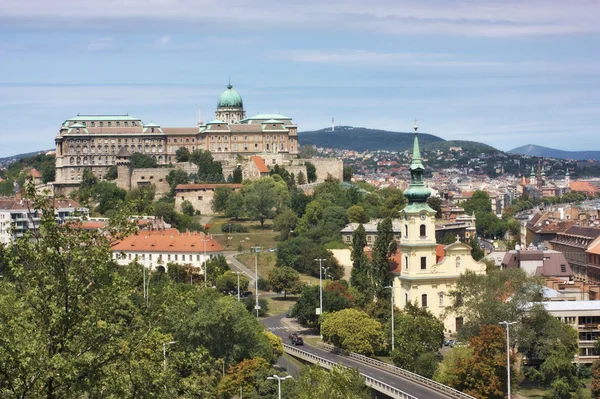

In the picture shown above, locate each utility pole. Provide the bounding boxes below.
[201,237,210,287]
[233,271,242,302]
[315,258,326,338]
[385,285,395,352]
[499,321,517,399]
[251,246,261,317]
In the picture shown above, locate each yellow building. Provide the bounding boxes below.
[393,122,485,333]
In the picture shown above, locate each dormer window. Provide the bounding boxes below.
[91,122,95,127]
[124,121,128,126]
[107,122,112,127]
[116,121,120,127]
[99,122,104,127]
[82,122,86,126]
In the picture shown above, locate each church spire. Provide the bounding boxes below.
[403,119,431,204]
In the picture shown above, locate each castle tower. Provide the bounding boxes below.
[116,147,132,191]
[215,82,245,124]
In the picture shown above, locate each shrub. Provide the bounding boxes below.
[221,223,249,233]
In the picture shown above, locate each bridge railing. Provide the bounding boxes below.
[283,344,417,399]
[317,343,476,399]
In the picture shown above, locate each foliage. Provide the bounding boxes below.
[190,149,224,182]
[104,164,118,180]
[276,236,343,279]
[592,361,600,399]
[273,209,298,240]
[347,205,369,223]
[232,165,243,183]
[296,170,307,185]
[391,302,445,377]
[244,176,289,228]
[371,217,397,299]
[175,147,191,162]
[321,308,385,356]
[181,200,195,216]
[218,357,270,398]
[125,184,156,213]
[291,285,352,326]
[305,161,317,183]
[91,181,127,214]
[442,233,458,245]
[269,165,295,189]
[290,189,310,216]
[211,186,233,213]
[469,236,485,261]
[349,224,373,305]
[343,165,354,182]
[242,296,270,317]
[205,255,230,286]
[291,365,371,399]
[427,196,443,219]
[130,152,158,168]
[268,266,300,298]
[221,223,248,233]
[166,168,189,195]
[225,191,245,220]
[216,271,250,295]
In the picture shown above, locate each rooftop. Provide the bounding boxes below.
[66,114,141,122]
[111,229,223,253]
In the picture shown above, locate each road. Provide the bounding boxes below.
[224,251,256,286]
[262,314,451,399]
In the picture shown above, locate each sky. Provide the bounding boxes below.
[0,0,599,157]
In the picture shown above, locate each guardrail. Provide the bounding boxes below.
[283,344,417,399]
[317,343,476,399]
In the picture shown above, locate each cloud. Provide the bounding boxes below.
[2,0,600,37]
[152,35,171,50]
[87,36,114,52]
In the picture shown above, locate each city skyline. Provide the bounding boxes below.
[1,0,599,157]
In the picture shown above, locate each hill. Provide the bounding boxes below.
[298,126,445,152]
[0,149,53,167]
[508,144,600,161]
[422,140,500,154]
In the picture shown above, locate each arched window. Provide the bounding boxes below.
[439,292,444,307]
[421,294,428,308]
[456,256,462,269]
[404,255,408,270]
[405,225,408,237]
[420,224,426,237]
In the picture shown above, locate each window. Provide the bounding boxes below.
[124,121,128,127]
[439,293,444,307]
[421,294,428,307]
[420,224,426,237]
[108,122,112,127]
[561,264,567,273]
[100,122,104,127]
[405,293,408,304]
[405,225,408,237]
[174,255,178,261]
[91,122,95,127]
[116,121,120,127]
[421,256,426,270]
[367,236,372,242]
[404,255,408,270]
[182,255,185,261]
[345,235,351,242]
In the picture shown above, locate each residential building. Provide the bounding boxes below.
[550,226,600,282]
[501,249,573,280]
[111,228,223,272]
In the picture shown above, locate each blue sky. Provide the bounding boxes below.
[1,0,599,157]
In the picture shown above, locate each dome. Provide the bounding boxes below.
[217,84,243,109]
[404,184,431,203]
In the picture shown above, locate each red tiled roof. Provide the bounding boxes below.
[571,181,598,194]
[28,168,42,178]
[112,229,223,253]
[587,241,600,255]
[251,156,269,173]
[436,244,445,263]
[175,184,242,191]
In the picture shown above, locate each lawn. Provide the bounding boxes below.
[266,296,298,316]
[517,378,592,399]
[237,252,278,279]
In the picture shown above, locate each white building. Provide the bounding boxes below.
[111,228,223,272]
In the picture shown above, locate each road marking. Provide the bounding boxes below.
[266,326,289,331]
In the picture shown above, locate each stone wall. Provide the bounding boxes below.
[175,188,216,215]
[130,168,171,195]
[289,158,343,182]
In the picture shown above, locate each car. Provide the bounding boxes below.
[289,332,298,341]
[292,336,304,345]
[285,312,291,318]
[268,247,277,252]
[450,341,464,347]
[443,339,455,347]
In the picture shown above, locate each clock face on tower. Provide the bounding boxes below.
[420,214,426,220]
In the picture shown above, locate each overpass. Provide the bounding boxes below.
[264,314,475,399]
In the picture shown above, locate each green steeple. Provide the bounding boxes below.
[566,168,570,177]
[403,119,431,204]
[530,165,535,177]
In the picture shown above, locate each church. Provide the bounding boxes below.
[392,122,486,333]
[53,83,300,184]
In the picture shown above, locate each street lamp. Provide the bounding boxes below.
[162,341,176,371]
[201,237,210,286]
[251,246,261,317]
[267,374,292,399]
[314,258,327,338]
[384,285,395,352]
[499,321,517,399]
[232,271,242,302]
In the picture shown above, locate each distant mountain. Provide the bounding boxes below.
[508,144,600,161]
[299,126,445,152]
[0,149,53,165]
[422,140,500,154]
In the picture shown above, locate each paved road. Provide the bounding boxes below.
[262,314,451,399]
[224,251,256,286]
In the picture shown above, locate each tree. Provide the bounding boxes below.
[391,303,444,377]
[268,266,300,298]
[321,308,385,356]
[276,237,343,279]
[181,200,195,216]
[343,166,354,182]
[225,191,245,220]
[216,270,250,295]
[347,205,369,223]
[442,233,458,245]
[166,168,189,195]
[218,357,271,398]
[371,217,397,298]
[349,224,373,305]
[130,152,157,168]
[291,285,351,326]
[427,196,443,219]
[125,184,156,213]
[469,236,485,261]
[592,361,600,399]
[273,209,298,241]
[81,167,98,189]
[190,149,223,182]
[175,146,191,162]
[305,161,317,183]
[244,177,278,228]
[232,165,243,183]
[92,181,127,215]
[205,255,230,285]
[463,190,492,214]
[104,164,118,180]
[296,171,307,185]
[291,365,370,399]
[211,186,233,213]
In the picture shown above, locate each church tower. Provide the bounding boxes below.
[530,165,537,186]
[565,168,570,187]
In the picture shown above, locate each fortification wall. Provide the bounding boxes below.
[175,188,216,215]
[130,168,171,195]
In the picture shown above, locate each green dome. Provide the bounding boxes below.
[404,183,431,203]
[217,84,243,108]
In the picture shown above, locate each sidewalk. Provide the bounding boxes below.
[224,252,256,285]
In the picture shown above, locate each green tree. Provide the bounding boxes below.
[469,236,485,261]
[130,152,158,168]
[463,190,492,214]
[0,179,14,196]
[125,184,156,213]
[232,165,243,183]
[104,164,118,180]
[291,285,351,326]
[391,303,444,377]
[371,217,397,298]
[175,146,191,162]
[343,166,354,182]
[347,205,369,223]
[205,255,230,285]
[276,237,343,279]
[92,181,127,215]
[181,200,195,216]
[291,365,370,399]
[216,270,250,295]
[349,224,373,305]
[244,177,278,228]
[442,233,458,245]
[81,167,98,189]
[225,191,245,220]
[273,209,298,241]
[592,361,600,398]
[305,161,317,183]
[296,171,307,185]
[427,196,443,219]
[268,266,300,298]
[211,186,233,213]
[166,168,189,195]
[190,149,223,182]
[321,309,385,356]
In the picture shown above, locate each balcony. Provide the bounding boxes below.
[578,324,600,331]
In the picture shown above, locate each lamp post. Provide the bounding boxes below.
[251,246,261,317]
[162,341,176,371]
[314,258,326,338]
[499,321,517,399]
[232,271,242,302]
[385,285,395,352]
[201,237,210,287]
[267,375,292,399]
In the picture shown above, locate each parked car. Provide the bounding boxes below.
[450,341,464,347]
[292,336,304,346]
[268,247,277,252]
[289,332,298,341]
[443,339,455,347]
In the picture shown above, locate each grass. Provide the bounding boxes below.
[237,252,278,279]
[517,378,592,399]
[266,296,298,316]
